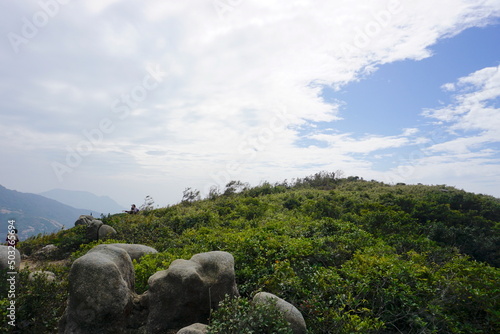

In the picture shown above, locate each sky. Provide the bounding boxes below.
[1,0,500,208]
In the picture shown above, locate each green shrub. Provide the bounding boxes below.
[0,297,12,333]
[207,295,293,334]
[0,268,69,333]
[12,173,500,333]
[283,194,302,210]
[133,251,196,294]
[19,225,88,259]
[54,224,88,255]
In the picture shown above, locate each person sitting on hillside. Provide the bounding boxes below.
[124,204,139,214]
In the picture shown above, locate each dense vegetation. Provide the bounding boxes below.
[3,172,500,333]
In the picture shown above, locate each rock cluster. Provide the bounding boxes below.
[59,245,306,334]
[75,215,117,241]
[32,244,59,260]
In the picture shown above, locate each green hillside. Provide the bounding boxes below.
[4,173,500,333]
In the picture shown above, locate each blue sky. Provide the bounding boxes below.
[306,24,500,173]
[0,1,500,207]
[329,24,500,135]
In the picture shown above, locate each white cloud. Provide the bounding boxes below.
[424,65,500,153]
[1,0,500,204]
[382,148,500,195]
[380,64,500,195]
[442,82,456,91]
[84,0,123,15]
[308,130,413,154]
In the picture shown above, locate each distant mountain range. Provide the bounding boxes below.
[0,185,104,241]
[39,189,126,215]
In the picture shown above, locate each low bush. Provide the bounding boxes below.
[14,174,500,333]
[0,267,68,333]
[207,295,293,334]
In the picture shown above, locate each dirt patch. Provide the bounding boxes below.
[20,258,70,270]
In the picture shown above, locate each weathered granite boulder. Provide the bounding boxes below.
[74,215,114,242]
[58,244,136,334]
[0,245,21,271]
[28,270,56,282]
[85,219,104,240]
[98,224,117,240]
[177,323,208,334]
[147,251,239,332]
[74,215,94,226]
[253,292,307,334]
[109,243,157,262]
[32,244,59,260]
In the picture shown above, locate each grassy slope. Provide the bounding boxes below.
[9,175,500,333]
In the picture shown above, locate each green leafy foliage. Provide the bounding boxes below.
[206,295,293,334]
[0,265,69,333]
[17,174,500,333]
[18,224,87,259]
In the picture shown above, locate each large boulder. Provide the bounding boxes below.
[58,244,136,334]
[85,219,104,241]
[177,323,208,334]
[32,244,59,260]
[0,245,21,271]
[147,251,239,332]
[98,225,117,241]
[74,215,113,242]
[109,243,157,262]
[253,292,307,334]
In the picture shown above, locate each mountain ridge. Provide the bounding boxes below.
[39,188,125,215]
[0,184,100,240]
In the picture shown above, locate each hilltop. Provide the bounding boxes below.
[4,172,500,333]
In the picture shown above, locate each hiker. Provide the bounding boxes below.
[124,204,139,214]
[6,228,20,247]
